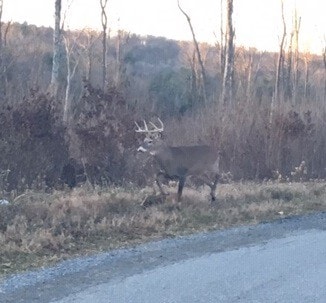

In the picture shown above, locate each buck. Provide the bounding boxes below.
[135,118,220,202]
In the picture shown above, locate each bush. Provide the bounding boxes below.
[0,89,68,191]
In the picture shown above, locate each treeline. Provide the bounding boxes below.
[2,22,324,114]
[0,22,326,191]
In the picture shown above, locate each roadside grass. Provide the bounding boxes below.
[1,181,326,277]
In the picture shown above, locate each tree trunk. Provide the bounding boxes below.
[323,46,326,102]
[0,0,4,99]
[304,54,309,99]
[274,0,286,104]
[0,0,3,52]
[63,35,79,124]
[292,10,301,104]
[100,0,108,92]
[285,32,293,101]
[49,0,62,99]
[245,51,253,104]
[220,0,225,79]
[114,29,122,89]
[85,32,95,83]
[221,0,235,105]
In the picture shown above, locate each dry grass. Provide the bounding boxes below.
[1,181,326,277]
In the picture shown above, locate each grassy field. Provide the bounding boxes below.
[1,181,326,277]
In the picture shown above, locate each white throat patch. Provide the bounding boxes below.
[137,146,147,152]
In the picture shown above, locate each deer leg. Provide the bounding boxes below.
[177,176,186,201]
[155,172,168,196]
[209,174,219,202]
[194,174,219,202]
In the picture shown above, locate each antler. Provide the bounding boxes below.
[134,120,149,133]
[135,118,164,133]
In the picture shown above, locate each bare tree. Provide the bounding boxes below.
[303,52,310,99]
[0,1,10,100]
[245,50,254,104]
[179,43,199,106]
[73,29,99,84]
[284,30,293,101]
[0,0,3,52]
[280,4,300,104]
[63,33,82,124]
[0,0,4,98]
[114,29,126,89]
[221,0,235,105]
[100,0,108,91]
[292,9,301,104]
[82,30,96,83]
[219,0,226,78]
[49,0,62,99]
[2,21,10,48]
[177,0,207,104]
[323,42,326,102]
[274,0,286,104]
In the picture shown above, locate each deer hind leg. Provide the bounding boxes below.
[194,174,219,202]
[177,176,186,202]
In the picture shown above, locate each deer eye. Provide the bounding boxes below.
[144,137,153,144]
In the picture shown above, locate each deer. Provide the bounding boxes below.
[135,118,220,202]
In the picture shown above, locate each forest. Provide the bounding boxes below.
[0,1,326,194]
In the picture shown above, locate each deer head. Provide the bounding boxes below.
[135,118,165,155]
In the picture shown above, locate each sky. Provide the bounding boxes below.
[1,0,326,54]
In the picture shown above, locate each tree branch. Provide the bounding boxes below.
[177,0,207,103]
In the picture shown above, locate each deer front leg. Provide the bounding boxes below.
[155,171,168,196]
[209,174,219,202]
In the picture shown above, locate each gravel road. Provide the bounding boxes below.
[1,212,326,303]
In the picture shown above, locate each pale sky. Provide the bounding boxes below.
[2,0,326,54]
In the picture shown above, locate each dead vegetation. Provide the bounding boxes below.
[1,181,326,277]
